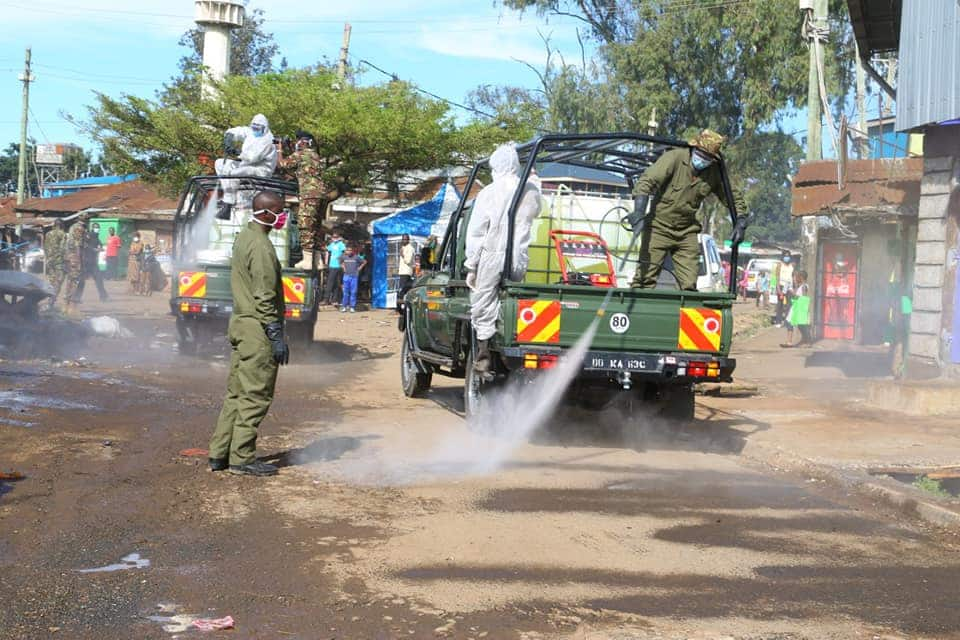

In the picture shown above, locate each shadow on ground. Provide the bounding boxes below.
[262,434,379,468]
[804,350,892,378]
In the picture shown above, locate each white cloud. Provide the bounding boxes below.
[416,14,582,65]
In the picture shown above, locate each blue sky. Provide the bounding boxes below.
[0,0,589,156]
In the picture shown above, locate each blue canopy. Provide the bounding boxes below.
[369,183,461,308]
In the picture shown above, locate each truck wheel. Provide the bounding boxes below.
[401,334,432,397]
[288,321,314,348]
[661,383,695,422]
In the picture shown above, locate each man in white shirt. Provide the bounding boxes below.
[397,234,416,313]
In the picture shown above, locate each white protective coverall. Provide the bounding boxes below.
[215,114,278,206]
[464,144,543,341]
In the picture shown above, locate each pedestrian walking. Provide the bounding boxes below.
[127,233,143,294]
[323,232,346,305]
[208,191,290,477]
[628,130,747,291]
[104,228,122,280]
[44,221,67,311]
[781,271,812,347]
[396,234,415,314]
[339,245,366,313]
[420,235,438,272]
[75,222,109,303]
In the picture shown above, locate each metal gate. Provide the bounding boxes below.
[819,242,859,340]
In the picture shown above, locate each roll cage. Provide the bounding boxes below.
[441,133,742,294]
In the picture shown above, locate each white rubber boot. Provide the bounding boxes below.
[294,250,313,270]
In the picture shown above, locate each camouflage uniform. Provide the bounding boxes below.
[62,222,85,308]
[44,227,67,309]
[279,147,327,252]
[632,129,745,291]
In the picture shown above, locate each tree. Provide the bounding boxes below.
[0,141,37,198]
[82,68,513,197]
[161,8,281,105]
[501,0,855,138]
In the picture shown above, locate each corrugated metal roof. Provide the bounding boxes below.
[848,0,902,54]
[14,180,177,216]
[791,158,922,216]
[896,0,960,131]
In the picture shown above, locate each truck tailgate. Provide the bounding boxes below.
[502,284,734,355]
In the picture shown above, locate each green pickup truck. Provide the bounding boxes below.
[170,176,319,354]
[399,133,743,421]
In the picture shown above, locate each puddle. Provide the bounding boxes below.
[0,390,97,412]
[78,552,151,573]
[871,469,960,498]
[0,417,36,428]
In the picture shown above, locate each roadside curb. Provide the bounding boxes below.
[740,440,960,529]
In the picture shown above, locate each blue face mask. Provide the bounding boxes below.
[691,150,714,171]
[251,125,266,138]
[783,256,792,263]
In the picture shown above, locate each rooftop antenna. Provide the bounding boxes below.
[194,0,246,99]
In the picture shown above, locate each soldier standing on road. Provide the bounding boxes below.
[629,129,747,291]
[63,220,85,316]
[75,222,109,303]
[208,191,290,478]
[278,130,332,270]
[127,233,144,294]
[44,220,67,311]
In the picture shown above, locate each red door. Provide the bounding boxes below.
[819,243,859,340]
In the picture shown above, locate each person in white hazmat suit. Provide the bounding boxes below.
[464,143,543,374]
[215,114,278,215]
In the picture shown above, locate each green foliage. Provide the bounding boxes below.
[82,68,512,197]
[0,142,33,195]
[912,475,952,499]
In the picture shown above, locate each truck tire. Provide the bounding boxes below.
[401,334,432,397]
[661,383,695,422]
[288,321,314,348]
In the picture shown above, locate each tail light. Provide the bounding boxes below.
[180,302,203,313]
[679,361,721,378]
[523,353,559,369]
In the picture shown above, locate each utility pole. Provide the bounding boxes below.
[17,47,33,209]
[337,23,352,81]
[854,39,870,159]
[805,0,827,162]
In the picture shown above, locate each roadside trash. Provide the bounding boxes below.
[0,471,25,480]
[85,316,134,339]
[78,552,150,573]
[179,448,209,458]
[192,616,235,631]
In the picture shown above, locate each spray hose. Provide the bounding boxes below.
[595,224,645,319]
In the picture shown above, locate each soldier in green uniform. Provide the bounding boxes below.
[278,131,333,270]
[629,129,748,291]
[62,219,86,317]
[209,191,290,477]
[44,220,67,311]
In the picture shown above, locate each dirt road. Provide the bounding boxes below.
[2,284,959,639]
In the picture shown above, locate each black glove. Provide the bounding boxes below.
[626,194,650,235]
[730,214,750,246]
[264,321,290,366]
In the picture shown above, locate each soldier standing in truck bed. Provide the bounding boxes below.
[629,129,747,291]
[278,130,333,270]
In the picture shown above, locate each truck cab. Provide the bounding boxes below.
[399,133,745,423]
[169,175,318,354]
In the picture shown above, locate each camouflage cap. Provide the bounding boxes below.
[689,129,726,157]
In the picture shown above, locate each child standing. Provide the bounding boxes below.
[339,246,367,313]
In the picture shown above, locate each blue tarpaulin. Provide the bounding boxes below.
[369,183,460,308]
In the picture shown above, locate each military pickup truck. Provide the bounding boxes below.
[399,133,744,421]
[170,175,319,354]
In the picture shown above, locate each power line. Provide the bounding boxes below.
[28,106,51,143]
[356,58,499,121]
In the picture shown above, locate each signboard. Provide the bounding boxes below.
[35,144,65,165]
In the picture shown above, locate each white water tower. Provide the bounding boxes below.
[194,0,245,98]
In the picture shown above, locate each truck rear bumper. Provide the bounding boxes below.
[500,346,735,383]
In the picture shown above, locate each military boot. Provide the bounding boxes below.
[294,250,313,270]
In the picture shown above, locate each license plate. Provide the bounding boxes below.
[584,354,661,372]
